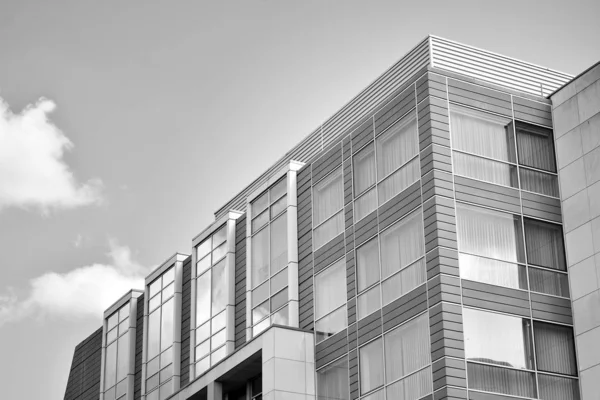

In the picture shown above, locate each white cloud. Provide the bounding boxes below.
[0,240,151,325]
[0,96,102,213]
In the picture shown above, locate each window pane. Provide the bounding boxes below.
[357,285,380,320]
[377,157,419,205]
[162,283,174,301]
[252,210,269,233]
[270,212,288,274]
[147,356,159,378]
[159,382,173,400]
[271,305,289,325]
[196,356,210,377]
[196,271,211,325]
[516,122,556,172]
[385,314,430,382]
[534,321,577,375]
[162,268,174,286]
[149,279,161,299]
[315,306,347,343]
[459,253,527,290]
[271,288,288,312]
[356,237,380,292]
[270,177,287,201]
[119,305,130,321]
[212,242,227,263]
[359,338,384,394]
[317,356,349,400]
[196,255,211,276]
[160,348,172,369]
[354,143,376,195]
[528,267,570,297]
[105,386,116,400]
[538,374,580,400]
[107,312,119,331]
[467,362,536,398]
[212,225,227,248]
[524,218,566,270]
[453,151,518,187]
[270,196,286,219]
[450,105,515,162]
[463,308,534,369]
[105,341,117,388]
[520,167,559,197]
[252,280,269,307]
[382,258,426,306]
[385,367,432,400]
[195,341,209,361]
[196,239,211,264]
[160,299,174,351]
[380,210,424,279]
[147,309,160,360]
[362,389,384,400]
[211,345,227,365]
[196,322,210,345]
[270,267,288,294]
[314,168,343,226]
[252,192,268,216]
[253,318,270,336]
[253,301,269,324]
[211,260,227,314]
[116,332,129,381]
[376,112,418,178]
[456,203,525,263]
[314,211,344,249]
[160,364,173,384]
[211,329,226,351]
[211,311,226,333]
[315,259,346,319]
[251,228,269,287]
[354,187,377,222]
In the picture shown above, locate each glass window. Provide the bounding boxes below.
[519,168,559,197]
[357,285,380,320]
[459,253,527,290]
[538,374,580,400]
[380,209,424,279]
[524,218,566,271]
[355,187,377,221]
[251,228,269,286]
[467,362,536,398]
[376,112,418,178]
[196,271,211,325]
[381,259,426,305]
[211,261,227,314]
[360,338,384,394]
[105,341,117,389]
[270,212,288,274]
[147,309,160,360]
[314,211,344,249]
[516,122,556,172]
[354,144,376,196]
[116,333,129,381]
[314,168,344,226]
[453,151,518,187]
[377,157,420,205]
[385,367,432,400]
[315,259,347,342]
[384,313,430,382]
[315,307,346,343]
[356,238,380,292]
[533,322,577,376]
[456,203,525,263]
[464,308,534,370]
[270,177,287,201]
[528,267,570,297]
[317,356,349,400]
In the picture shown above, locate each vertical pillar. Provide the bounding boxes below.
[207,381,223,400]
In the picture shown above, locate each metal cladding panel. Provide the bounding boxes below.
[64,327,103,400]
[430,36,573,97]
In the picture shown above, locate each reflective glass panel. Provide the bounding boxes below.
[270,212,288,273]
[359,338,384,394]
[196,271,211,325]
[160,299,174,351]
[211,260,227,314]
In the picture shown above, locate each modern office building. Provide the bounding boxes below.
[63,36,600,400]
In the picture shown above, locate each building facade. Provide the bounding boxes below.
[64,36,600,400]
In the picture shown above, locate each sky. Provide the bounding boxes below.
[0,0,599,398]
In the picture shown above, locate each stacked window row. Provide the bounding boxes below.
[146,268,175,400]
[450,104,559,198]
[250,178,289,336]
[103,303,131,400]
[195,224,228,377]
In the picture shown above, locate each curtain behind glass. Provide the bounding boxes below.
[538,374,580,400]
[528,267,570,297]
[313,211,344,249]
[317,356,350,400]
[358,285,380,319]
[376,113,418,178]
[467,363,536,398]
[516,122,556,172]
[380,210,424,279]
[456,203,525,263]
[377,157,420,205]
[459,253,527,290]
[315,259,346,320]
[385,367,432,400]
[519,168,559,197]
[534,322,577,376]
[381,258,426,305]
[355,188,377,221]
[453,151,518,188]
[357,237,380,292]
[360,339,384,394]
[354,144,376,195]
[524,219,566,270]
[314,168,344,225]
[385,313,430,383]
[450,105,515,162]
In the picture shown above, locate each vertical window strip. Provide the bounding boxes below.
[104,303,131,400]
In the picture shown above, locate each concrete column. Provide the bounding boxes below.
[207,381,223,400]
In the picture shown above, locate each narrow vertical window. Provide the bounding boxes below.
[313,168,344,249]
[317,356,350,400]
[314,259,347,342]
[353,144,377,221]
[516,122,559,197]
[359,338,384,395]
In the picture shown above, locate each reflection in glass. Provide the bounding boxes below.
[251,228,269,287]
[377,157,420,205]
[467,362,536,398]
[358,285,380,320]
[524,218,566,270]
[211,260,226,314]
[196,271,211,325]
[354,144,376,195]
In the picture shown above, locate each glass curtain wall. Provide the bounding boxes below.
[464,308,579,399]
[146,268,176,400]
[250,177,289,336]
[103,303,131,400]
[358,313,432,399]
[353,112,419,222]
[194,224,229,377]
[355,208,426,320]
[449,105,558,197]
[456,202,569,298]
